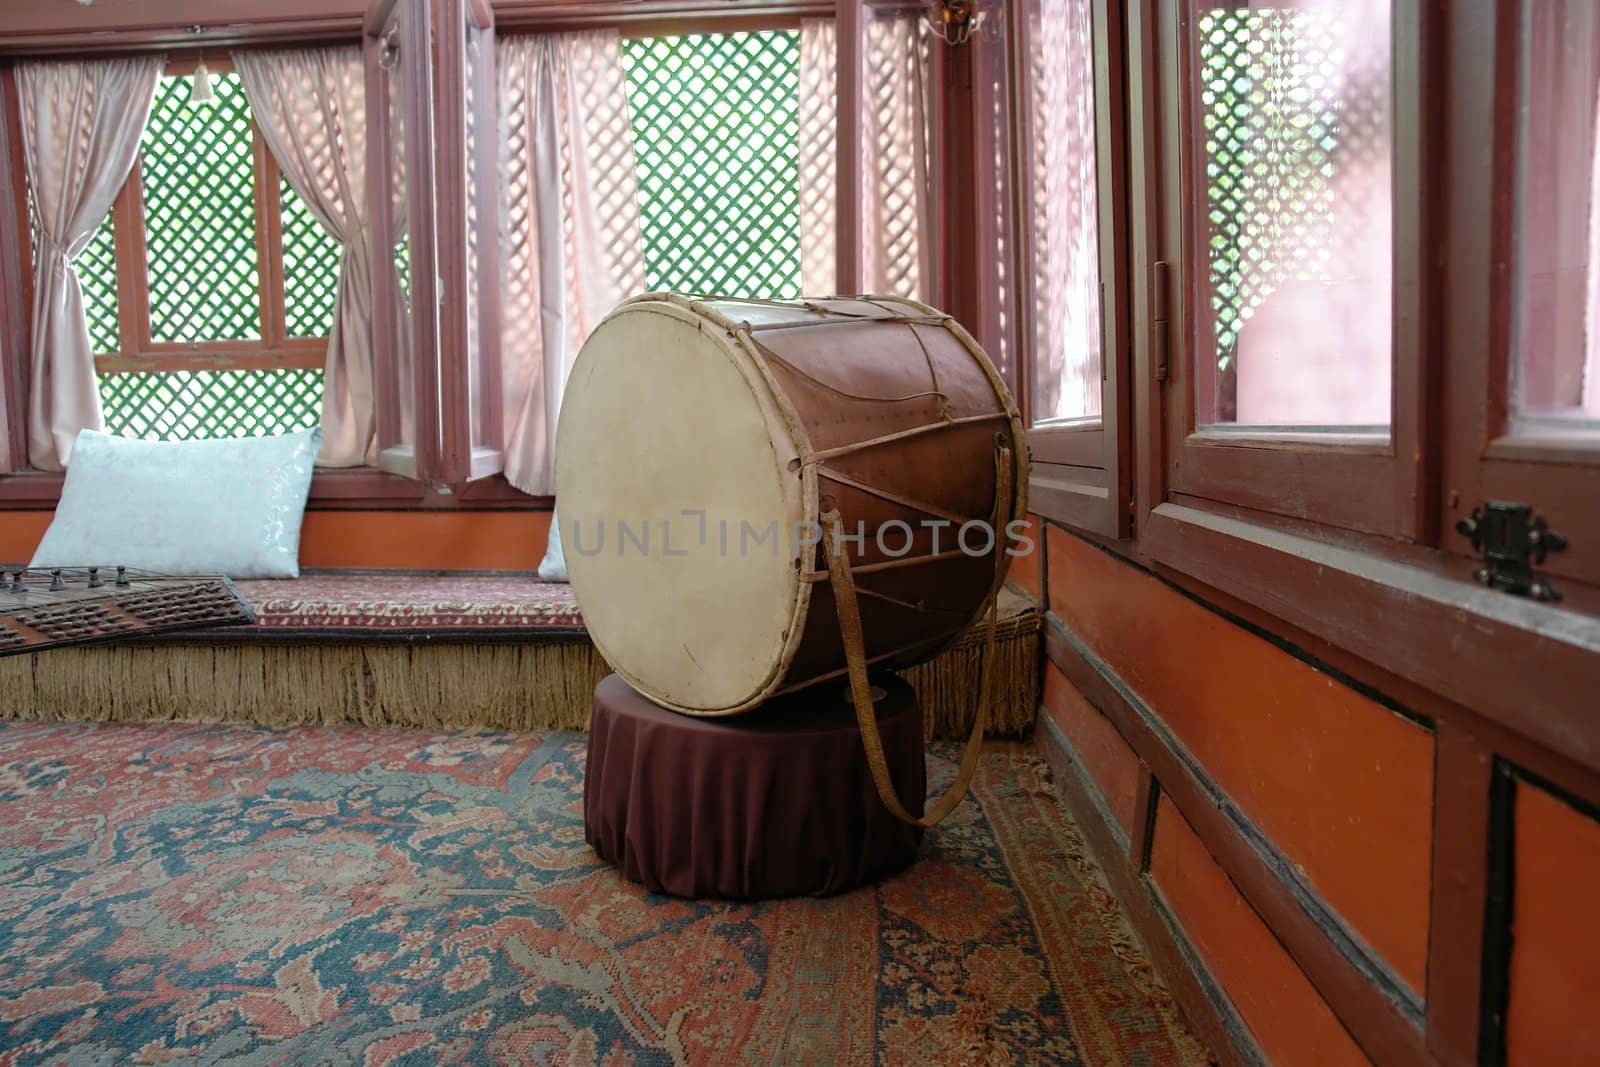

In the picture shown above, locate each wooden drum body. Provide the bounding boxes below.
[555,294,1028,716]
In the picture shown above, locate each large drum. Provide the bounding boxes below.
[555,294,1028,720]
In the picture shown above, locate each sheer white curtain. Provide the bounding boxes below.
[17,57,161,470]
[1028,0,1103,422]
[235,47,373,467]
[797,15,935,299]
[498,31,644,496]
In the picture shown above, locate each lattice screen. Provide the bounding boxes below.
[142,72,261,343]
[78,216,119,355]
[99,369,323,441]
[1196,8,1384,366]
[623,31,803,299]
[281,173,342,339]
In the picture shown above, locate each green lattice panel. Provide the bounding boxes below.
[30,205,119,354]
[623,32,802,300]
[141,73,260,343]
[1196,8,1360,366]
[78,214,119,354]
[99,369,324,441]
[281,175,342,338]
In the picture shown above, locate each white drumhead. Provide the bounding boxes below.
[555,298,805,713]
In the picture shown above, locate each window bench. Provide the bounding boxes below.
[0,573,1041,739]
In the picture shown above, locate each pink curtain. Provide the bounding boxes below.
[798,14,935,300]
[1027,0,1102,423]
[497,31,644,496]
[17,57,161,470]
[235,47,374,467]
[798,19,838,295]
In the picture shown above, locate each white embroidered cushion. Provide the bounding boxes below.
[32,428,323,580]
[538,506,568,582]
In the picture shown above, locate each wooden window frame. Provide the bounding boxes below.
[1117,0,1600,736]
[1439,0,1600,590]
[1151,0,1429,542]
[366,0,509,490]
[94,55,329,377]
[1007,0,1133,539]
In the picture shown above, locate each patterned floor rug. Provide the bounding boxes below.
[0,721,1207,1065]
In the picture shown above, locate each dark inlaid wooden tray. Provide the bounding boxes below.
[0,566,254,655]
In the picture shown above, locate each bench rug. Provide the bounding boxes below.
[0,575,1040,738]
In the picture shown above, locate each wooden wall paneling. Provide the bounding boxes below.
[1142,501,1600,772]
[1042,660,1141,840]
[1421,719,1495,1067]
[1500,774,1600,1063]
[1043,611,1429,1064]
[1047,523,1436,996]
[1148,794,1371,1067]
[1009,513,1043,602]
[1035,712,1251,1064]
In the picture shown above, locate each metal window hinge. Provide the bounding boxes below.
[1153,260,1171,383]
[1455,501,1568,601]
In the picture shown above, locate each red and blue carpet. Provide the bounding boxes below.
[0,721,1206,1064]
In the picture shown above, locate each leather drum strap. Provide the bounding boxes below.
[819,442,1014,827]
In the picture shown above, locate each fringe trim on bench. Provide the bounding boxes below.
[0,643,613,732]
[906,608,1041,741]
[0,616,1039,738]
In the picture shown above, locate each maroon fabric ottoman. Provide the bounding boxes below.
[584,672,926,899]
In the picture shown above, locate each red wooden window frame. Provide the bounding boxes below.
[50,56,328,378]
[1440,0,1600,592]
[1006,0,1133,540]
[366,0,506,492]
[1151,0,1429,543]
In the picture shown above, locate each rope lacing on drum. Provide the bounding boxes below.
[735,324,953,410]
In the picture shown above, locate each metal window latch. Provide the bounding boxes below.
[1455,501,1568,602]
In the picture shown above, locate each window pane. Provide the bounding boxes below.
[142,72,260,343]
[281,175,341,339]
[1191,0,1392,430]
[1514,0,1600,431]
[1028,0,1103,424]
[623,32,802,299]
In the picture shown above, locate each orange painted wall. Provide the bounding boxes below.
[0,509,552,572]
[1150,795,1370,1066]
[1043,661,1140,838]
[1504,781,1600,1063]
[1009,514,1044,602]
[1045,524,1434,994]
